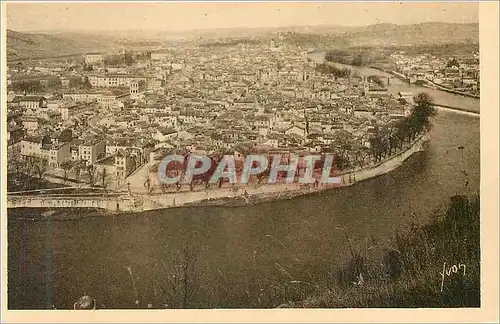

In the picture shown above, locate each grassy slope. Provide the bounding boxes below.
[285,194,480,308]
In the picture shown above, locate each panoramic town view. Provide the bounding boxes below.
[4,2,481,311]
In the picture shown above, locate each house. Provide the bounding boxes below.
[105,139,154,165]
[94,149,139,180]
[78,138,106,166]
[284,125,306,137]
[44,142,72,167]
[85,53,104,65]
[114,150,139,178]
[96,92,130,109]
[20,136,71,167]
[13,95,47,111]
[58,103,80,120]
[154,127,178,142]
[151,51,170,61]
[130,80,147,99]
[21,116,39,134]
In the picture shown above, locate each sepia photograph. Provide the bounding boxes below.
[1,1,498,322]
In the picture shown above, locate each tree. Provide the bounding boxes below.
[82,76,92,89]
[315,63,351,78]
[394,120,410,149]
[411,92,437,132]
[86,164,97,186]
[446,58,460,68]
[144,167,154,195]
[161,182,172,194]
[60,161,73,183]
[100,167,109,190]
[32,157,49,180]
[330,131,354,170]
[7,147,23,177]
[352,144,370,168]
[124,51,135,66]
[74,163,82,183]
[83,62,94,71]
[351,54,365,67]
[162,236,200,308]
[369,128,390,163]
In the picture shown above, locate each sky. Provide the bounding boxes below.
[6,2,479,33]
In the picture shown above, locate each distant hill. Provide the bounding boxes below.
[6,29,124,60]
[342,22,479,47]
[165,22,478,46]
[6,22,478,60]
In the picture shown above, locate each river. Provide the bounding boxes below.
[7,54,480,309]
[308,51,480,113]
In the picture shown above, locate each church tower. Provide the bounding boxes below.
[362,76,369,96]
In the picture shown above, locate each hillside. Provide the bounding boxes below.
[6,22,478,60]
[283,194,480,308]
[6,29,123,60]
[342,22,478,47]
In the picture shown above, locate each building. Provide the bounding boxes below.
[63,91,129,109]
[151,51,170,61]
[20,116,40,135]
[20,136,71,167]
[78,138,106,166]
[7,125,25,143]
[85,53,104,65]
[130,80,147,99]
[114,150,139,178]
[12,95,47,111]
[154,127,178,142]
[97,92,130,109]
[58,103,80,120]
[284,125,306,137]
[95,149,139,180]
[88,74,147,88]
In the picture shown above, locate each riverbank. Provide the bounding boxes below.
[186,133,430,208]
[7,132,430,215]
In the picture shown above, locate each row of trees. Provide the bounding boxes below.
[10,76,91,93]
[368,92,436,163]
[7,149,114,191]
[104,51,135,67]
[10,78,62,93]
[315,63,352,78]
[61,162,112,189]
[325,50,369,67]
[8,151,49,180]
[312,92,436,171]
[367,75,386,88]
